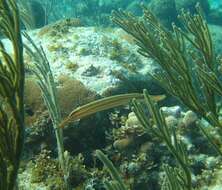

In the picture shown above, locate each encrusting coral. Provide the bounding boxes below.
[28,150,89,189]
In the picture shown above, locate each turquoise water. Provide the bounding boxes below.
[20,0,222,28]
[2,0,222,189]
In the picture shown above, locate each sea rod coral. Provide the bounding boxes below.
[0,0,25,189]
[112,3,222,154]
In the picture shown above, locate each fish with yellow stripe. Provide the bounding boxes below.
[59,92,166,128]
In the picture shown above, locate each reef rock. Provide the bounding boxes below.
[20,23,158,95]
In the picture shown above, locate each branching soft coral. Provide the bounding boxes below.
[0,1,25,189]
[112,4,221,128]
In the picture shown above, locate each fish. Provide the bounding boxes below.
[59,93,166,128]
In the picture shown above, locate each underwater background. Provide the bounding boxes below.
[1,0,222,189]
[18,0,222,27]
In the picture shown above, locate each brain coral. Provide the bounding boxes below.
[57,76,98,117]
